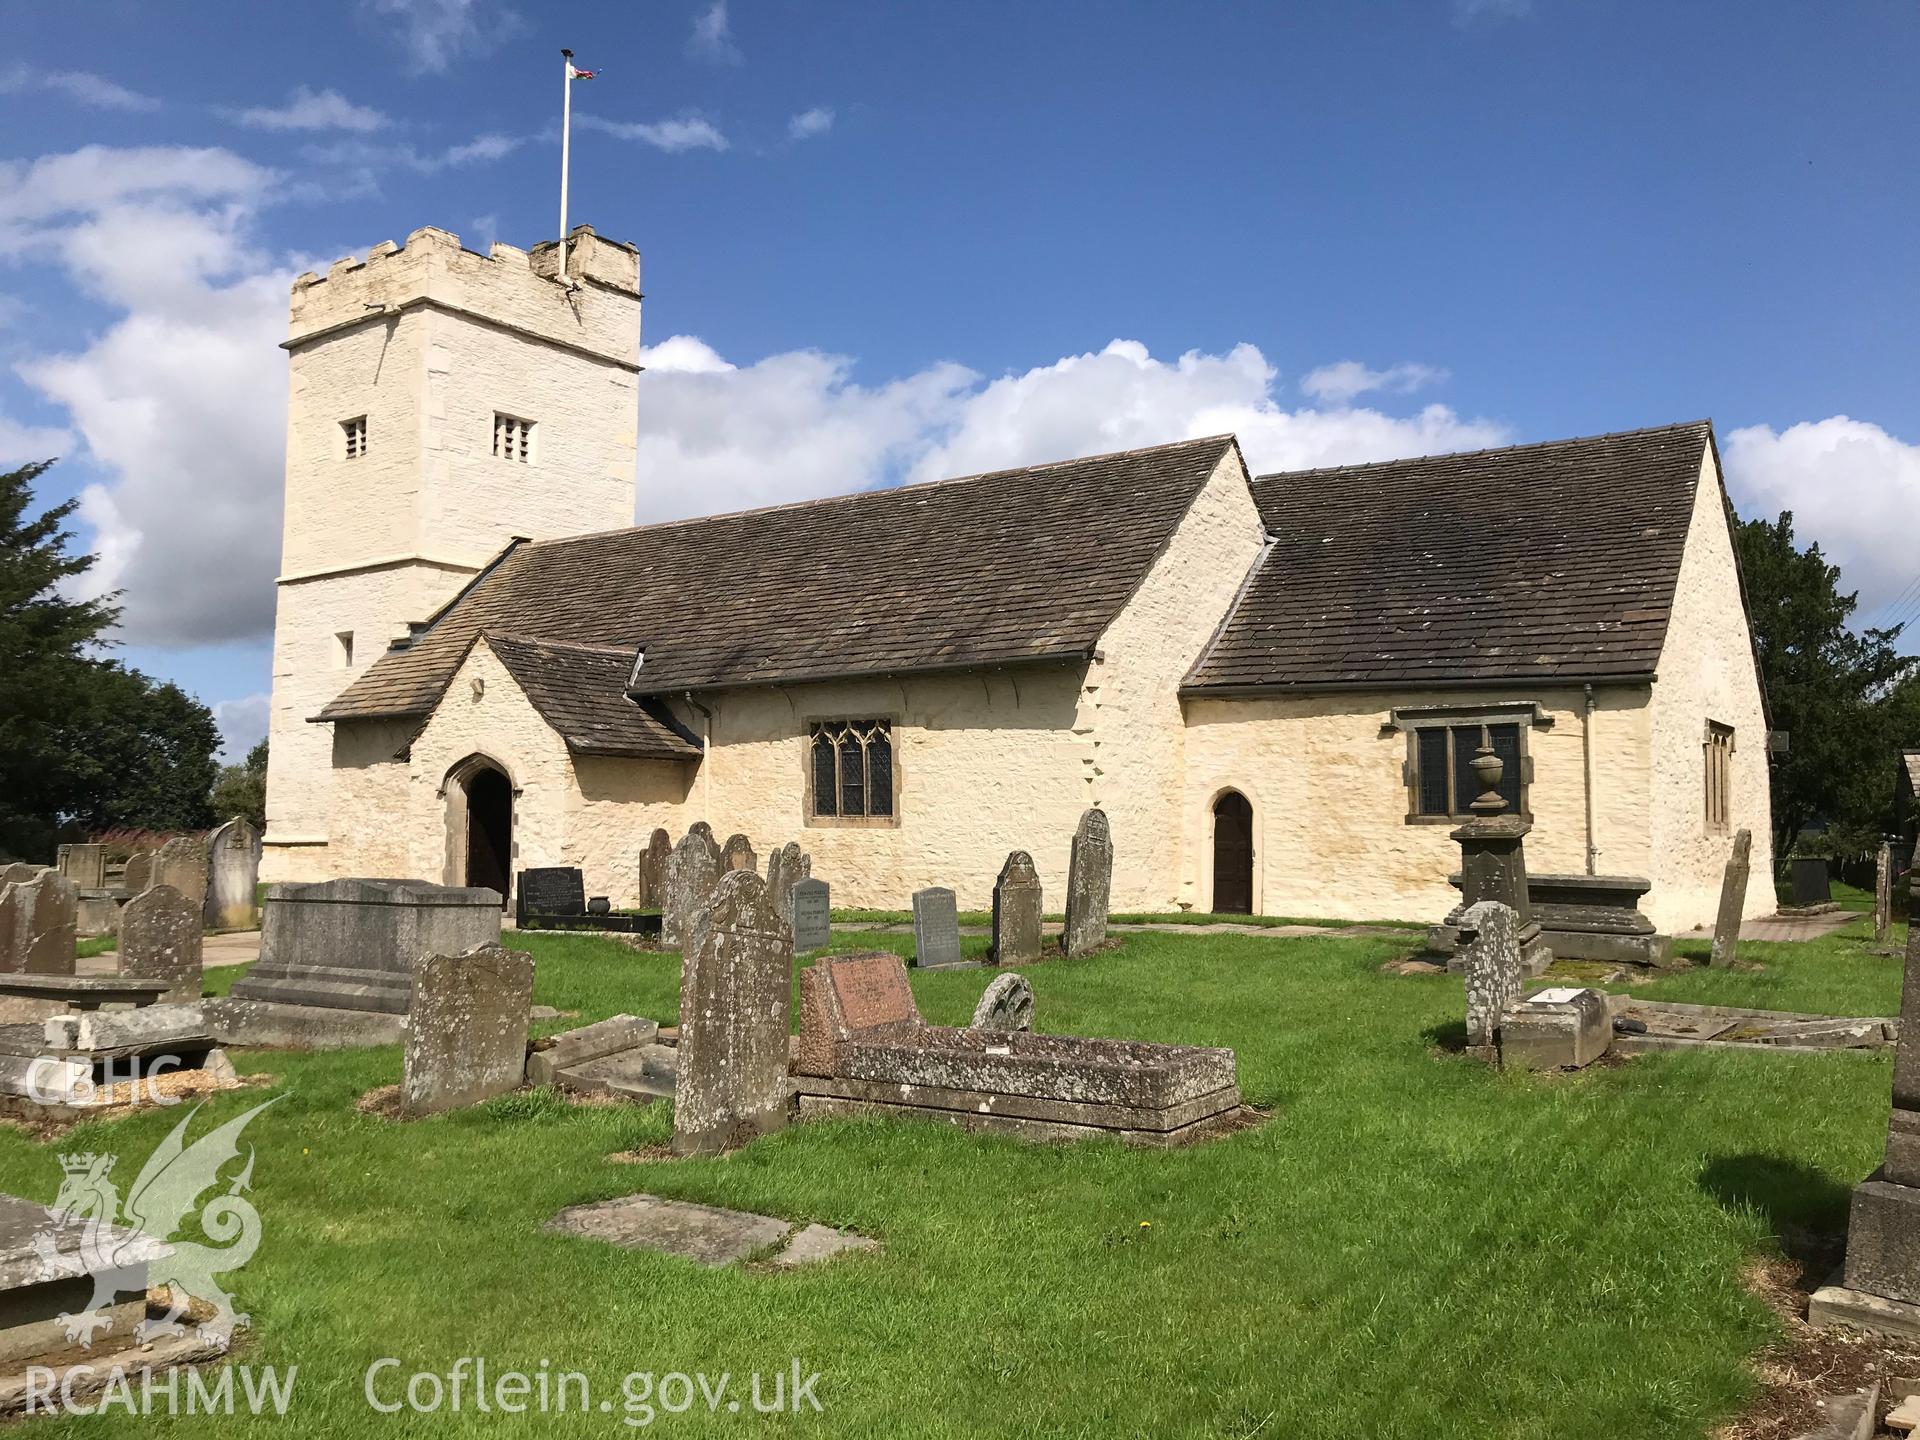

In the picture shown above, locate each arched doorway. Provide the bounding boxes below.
[464,767,513,902]
[1212,790,1254,915]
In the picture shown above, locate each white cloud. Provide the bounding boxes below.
[358,0,524,74]
[0,414,75,466]
[576,114,728,153]
[0,64,161,112]
[688,1,742,64]
[227,86,389,133]
[788,107,834,142]
[297,132,522,190]
[0,146,290,647]
[1300,359,1447,404]
[213,692,270,762]
[633,335,1507,523]
[1722,417,1920,619]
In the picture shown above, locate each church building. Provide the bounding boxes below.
[261,223,1774,933]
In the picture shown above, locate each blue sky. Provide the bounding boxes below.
[2,0,1916,757]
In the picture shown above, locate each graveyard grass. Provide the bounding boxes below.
[1,919,1902,1438]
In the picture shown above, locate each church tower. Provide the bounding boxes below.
[261,223,641,882]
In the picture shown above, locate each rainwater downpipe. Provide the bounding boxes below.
[1582,683,1599,875]
[686,692,714,816]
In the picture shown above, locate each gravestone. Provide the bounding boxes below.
[720,833,756,874]
[1460,899,1522,1064]
[766,842,807,928]
[791,877,831,953]
[1708,829,1752,969]
[517,866,586,925]
[672,870,793,1156]
[1499,985,1611,1070]
[1449,750,1549,973]
[1877,841,1895,949]
[992,850,1044,965]
[15,872,77,977]
[402,943,535,1117]
[971,972,1035,1032]
[1062,809,1113,958]
[153,835,208,908]
[661,823,723,949]
[203,818,262,929]
[0,884,21,973]
[56,844,106,890]
[911,886,964,969]
[0,864,36,887]
[229,878,502,1016]
[121,850,155,895]
[119,882,202,1004]
[637,827,672,908]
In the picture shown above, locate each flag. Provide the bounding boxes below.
[567,64,595,79]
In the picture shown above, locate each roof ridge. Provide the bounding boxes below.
[528,433,1237,552]
[1251,418,1713,485]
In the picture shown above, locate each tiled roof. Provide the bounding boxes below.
[318,435,1237,723]
[1183,420,1716,693]
[482,634,701,759]
[1903,751,1920,792]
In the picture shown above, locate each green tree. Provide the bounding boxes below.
[1735,510,1919,866]
[52,662,221,834]
[0,460,119,858]
[210,737,268,830]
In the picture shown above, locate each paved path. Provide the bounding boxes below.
[831,920,1421,942]
[1676,909,1861,943]
[76,929,261,978]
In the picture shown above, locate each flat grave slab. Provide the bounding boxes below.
[544,1194,877,1269]
[0,1191,169,1368]
[1609,998,1897,1054]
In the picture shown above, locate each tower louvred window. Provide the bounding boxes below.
[493,413,533,462]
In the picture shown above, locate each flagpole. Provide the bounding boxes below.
[559,48,574,286]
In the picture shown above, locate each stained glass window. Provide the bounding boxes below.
[808,720,894,821]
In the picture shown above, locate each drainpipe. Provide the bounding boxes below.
[1582,684,1599,875]
[684,692,713,816]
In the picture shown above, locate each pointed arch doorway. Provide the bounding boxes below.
[1211,790,1254,915]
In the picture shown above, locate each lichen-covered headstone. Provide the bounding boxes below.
[637,827,672,908]
[0,863,36,887]
[0,883,23,973]
[402,943,535,1117]
[13,871,78,976]
[1062,809,1113,958]
[1460,899,1523,1062]
[661,822,722,949]
[1709,828,1752,969]
[766,842,807,929]
[154,835,209,908]
[122,850,155,894]
[1876,840,1895,949]
[57,843,106,890]
[971,972,1035,1032]
[672,871,793,1156]
[720,833,756,874]
[791,878,831,953]
[204,818,262,929]
[911,886,963,968]
[120,882,204,1004]
[992,850,1043,965]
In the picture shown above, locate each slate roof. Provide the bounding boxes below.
[318,435,1237,725]
[1903,750,1920,793]
[482,635,702,759]
[1182,420,1717,693]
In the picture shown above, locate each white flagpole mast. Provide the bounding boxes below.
[558,48,575,286]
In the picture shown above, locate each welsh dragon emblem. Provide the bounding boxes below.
[32,1098,278,1351]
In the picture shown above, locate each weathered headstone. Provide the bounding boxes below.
[14,872,77,977]
[766,842,807,928]
[637,827,672,908]
[1062,809,1113,958]
[1460,899,1522,1063]
[971,972,1035,1032]
[911,886,963,969]
[153,835,209,908]
[672,870,792,1156]
[1449,749,1549,973]
[203,818,262,930]
[1877,840,1895,949]
[0,884,22,974]
[661,823,723,949]
[791,877,832,953]
[0,863,36,887]
[402,943,535,1117]
[118,882,203,1004]
[56,843,106,890]
[992,850,1044,965]
[1499,985,1611,1070]
[1708,828,1752,969]
[121,850,155,894]
[720,833,756,874]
